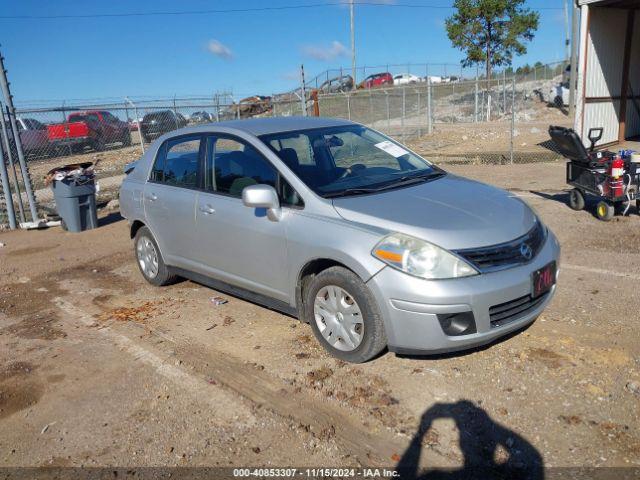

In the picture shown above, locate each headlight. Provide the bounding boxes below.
[372,233,478,280]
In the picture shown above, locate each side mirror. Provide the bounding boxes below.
[242,184,281,221]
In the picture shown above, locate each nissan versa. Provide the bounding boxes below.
[120,117,560,363]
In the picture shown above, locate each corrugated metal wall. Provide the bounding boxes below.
[581,7,627,144]
[584,8,626,98]
[625,12,640,138]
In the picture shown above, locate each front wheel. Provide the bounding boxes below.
[304,266,387,363]
[595,201,615,221]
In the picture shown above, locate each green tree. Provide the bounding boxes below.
[445,0,539,84]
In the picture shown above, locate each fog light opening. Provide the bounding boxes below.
[437,311,477,336]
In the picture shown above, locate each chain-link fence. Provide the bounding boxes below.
[11,93,308,163]
[316,61,572,165]
[0,61,571,226]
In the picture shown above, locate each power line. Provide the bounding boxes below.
[0,2,563,20]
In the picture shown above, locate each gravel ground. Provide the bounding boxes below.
[0,162,639,476]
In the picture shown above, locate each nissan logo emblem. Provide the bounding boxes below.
[520,243,533,260]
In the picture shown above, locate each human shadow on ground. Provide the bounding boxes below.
[396,400,544,480]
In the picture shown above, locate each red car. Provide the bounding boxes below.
[47,110,131,152]
[359,72,393,89]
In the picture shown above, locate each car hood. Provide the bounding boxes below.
[332,174,536,250]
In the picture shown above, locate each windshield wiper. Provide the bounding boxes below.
[322,171,445,199]
[322,187,381,198]
[385,170,445,186]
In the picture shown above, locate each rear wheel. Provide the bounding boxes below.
[134,226,176,286]
[93,136,106,151]
[122,131,132,146]
[568,188,585,211]
[595,200,615,221]
[304,266,387,363]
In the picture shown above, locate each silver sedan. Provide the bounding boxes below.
[120,116,560,363]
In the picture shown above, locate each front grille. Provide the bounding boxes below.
[455,221,545,272]
[489,293,548,328]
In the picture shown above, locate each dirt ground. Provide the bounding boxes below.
[0,161,639,476]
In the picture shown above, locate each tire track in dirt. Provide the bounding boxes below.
[53,292,417,466]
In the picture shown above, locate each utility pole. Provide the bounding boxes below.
[350,0,356,89]
[0,47,38,223]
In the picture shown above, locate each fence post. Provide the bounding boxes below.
[474,73,479,122]
[0,132,16,229]
[503,70,507,113]
[510,75,515,165]
[0,103,25,223]
[214,94,220,122]
[385,91,390,131]
[416,88,421,136]
[125,97,144,154]
[427,78,432,134]
[346,93,351,120]
[401,86,406,142]
[0,52,38,222]
[300,64,308,116]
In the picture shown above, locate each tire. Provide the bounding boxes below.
[595,201,614,221]
[637,199,640,215]
[303,266,387,363]
[122,131,132,146]
[93,136,105,151]
[568,188,585,211]
[134,226,177,286]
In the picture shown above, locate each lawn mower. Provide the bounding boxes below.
[549,125,640,221]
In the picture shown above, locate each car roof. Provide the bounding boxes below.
[198,116,355,136]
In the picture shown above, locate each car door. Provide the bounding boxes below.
[192,134,292,301]
[143,134,203,268]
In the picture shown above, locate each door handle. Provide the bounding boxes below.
[199,204,215,215]
[147,193,158,202]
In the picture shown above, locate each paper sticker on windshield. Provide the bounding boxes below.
[374,140,409,158]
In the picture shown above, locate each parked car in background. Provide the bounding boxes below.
[8,117,51,157]
[128,118,140,132]
[139,110,188,144]
[359,72,393,89]
[393,73,422,85]
[190,111,213,123]
[319,75,354,93]
[120,116,559,363]
[47,110,131,153]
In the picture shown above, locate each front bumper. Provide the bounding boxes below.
[366,230,560,354]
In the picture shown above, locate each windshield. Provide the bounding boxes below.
[260,125,443,197]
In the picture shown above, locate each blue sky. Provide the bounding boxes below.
[0,0,568,104]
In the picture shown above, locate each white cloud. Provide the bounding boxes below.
[207,39,233,60]
[301,41,348,61]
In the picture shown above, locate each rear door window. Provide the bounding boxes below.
[150,135,202,188]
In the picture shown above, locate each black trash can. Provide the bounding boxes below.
[51,174,98,232]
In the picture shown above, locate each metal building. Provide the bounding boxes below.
[574,0,640,147]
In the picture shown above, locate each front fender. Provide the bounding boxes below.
[285,211,387,305]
